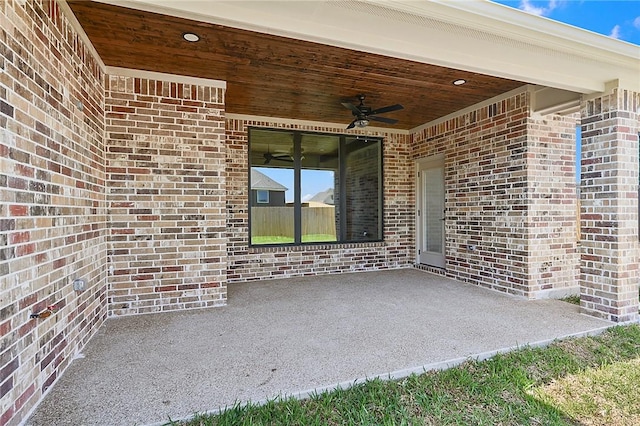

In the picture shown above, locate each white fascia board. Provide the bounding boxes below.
[404,0,639,62]
[106,66,227,89]
[94,0,640,93]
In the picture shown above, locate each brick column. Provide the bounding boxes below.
[580,83,639,322]
[105,73,227,315]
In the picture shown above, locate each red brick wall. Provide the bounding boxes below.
[225,118,414,281]
[526,112,580,295]
[580,87,639,322]
[105,75,227,315]
[412,90,579,297]
[0,1,106,424]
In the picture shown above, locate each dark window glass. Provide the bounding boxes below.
[249,128,382,245]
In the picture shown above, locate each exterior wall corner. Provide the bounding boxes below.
[579,86,640,322]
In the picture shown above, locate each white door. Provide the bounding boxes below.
[417,156,445,268]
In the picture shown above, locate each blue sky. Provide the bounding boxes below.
[256,167,334,203]
[491,0,640,45]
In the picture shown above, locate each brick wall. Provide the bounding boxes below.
[412,90,579,297]
[527,112,580,295]
[105,74,227,316]
[0,1,106,425]
[226,118,414,281]
[580,87,639,322]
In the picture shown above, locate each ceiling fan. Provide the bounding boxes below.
[342,94,404,129]
[263,147,303,164]
[264,150,292,164]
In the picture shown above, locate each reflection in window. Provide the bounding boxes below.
[256,190,269,204]
[249,131,295,245]
[249,128,382,245]
[301,134,338,243]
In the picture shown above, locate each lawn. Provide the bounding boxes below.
[251,234,337,244]
[168,324,640,426]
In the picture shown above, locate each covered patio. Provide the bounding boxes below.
[1,1,638,425]
[27,270,611,425]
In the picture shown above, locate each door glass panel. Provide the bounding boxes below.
[424,166,444,254]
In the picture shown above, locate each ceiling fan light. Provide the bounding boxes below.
[355,119,369,128]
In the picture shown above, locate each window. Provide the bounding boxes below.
[256,190,269,204]
[249,128,383,246]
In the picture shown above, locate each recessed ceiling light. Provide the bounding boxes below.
[183,32,200,42]
[453,79,466,86]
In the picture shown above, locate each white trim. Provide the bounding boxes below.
[531,86,582,116]
[58,0,106,71]
[410,85,533,134]
[533,100,581,116]
[106,67,227,89]
[416,0,639,61]
[226,113,410,135]
[582,79,627,103]
[415,153,446,168]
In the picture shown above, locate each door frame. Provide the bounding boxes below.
[416,154,446,268]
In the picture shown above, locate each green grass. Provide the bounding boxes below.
[166,325,640,426]
[559,295,581,305]
[252,234,337,245]
[531,358,640,425]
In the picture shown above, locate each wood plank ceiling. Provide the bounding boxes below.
[68,1,526,130]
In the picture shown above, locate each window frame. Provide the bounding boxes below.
[248,127,384,247]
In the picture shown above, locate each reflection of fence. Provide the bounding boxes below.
[251,206,336,237]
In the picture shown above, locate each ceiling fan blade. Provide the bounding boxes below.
[369,115,398,124]
[342,102,362,115]
[346,120,357,130]
[370,104,403,115]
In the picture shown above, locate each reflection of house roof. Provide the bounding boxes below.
[309,188,334,205]
[251,169,288,191]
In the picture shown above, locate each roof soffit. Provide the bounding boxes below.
[94,0,640,93]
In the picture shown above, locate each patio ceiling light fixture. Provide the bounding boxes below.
[182,32,200,42]
[453,79,466,86]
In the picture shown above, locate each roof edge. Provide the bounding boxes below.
[419,0,640,61]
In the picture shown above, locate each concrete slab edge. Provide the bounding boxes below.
[143,324,615,426]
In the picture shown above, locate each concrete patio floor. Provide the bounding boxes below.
[27,269,612,425]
